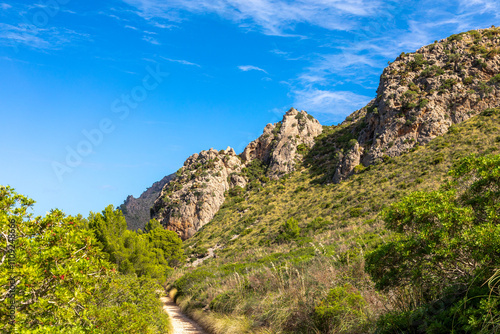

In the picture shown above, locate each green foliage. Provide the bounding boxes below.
[408,54,428,71]
[441,78,457,90]
[489,74,500,84]
[464,76,474,84]
[305,217,331,231]
[314,284,368,333]
[241,159,268,185]
[419,98,429,108]
[276,218,301,243]
[0,187,171,333]
[420,65,445,77]
[89,275,171,334]
[88,205,184,282]
[366,153,500,332]
[209,291,238,314]
[297,143,308,155]
[447,33,463,42]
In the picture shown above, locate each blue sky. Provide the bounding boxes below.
[1,0,499,217]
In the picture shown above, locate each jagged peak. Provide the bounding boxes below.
[331,26,500,183]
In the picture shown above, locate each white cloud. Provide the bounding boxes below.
[160,56,201,67]
[459,0,500,17]
[0,23,90,50]
[120,0,384,36]
[125,25,138,30]
[142,35,160,44]
[293,87,372,121]
[0,3,11,10]
[238,65,268,73]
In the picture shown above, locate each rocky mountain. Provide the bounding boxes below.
[151,147,246,240]
[119,174,175,230]
[149,27,500,240]
[334,28,500,181]
[151,108,322,239]
[161,27,500,334]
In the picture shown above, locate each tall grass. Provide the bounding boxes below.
[168,110,500,333]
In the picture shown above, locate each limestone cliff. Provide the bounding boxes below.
[242,108,323,179]
[334,27,500,181]
[151,109,322,239]
[151,147,246,240]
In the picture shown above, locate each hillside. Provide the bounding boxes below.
[156,27,500,334]
[170,108,500,333]
[150,28,500,241]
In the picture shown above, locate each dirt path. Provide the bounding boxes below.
[161,296,208,334]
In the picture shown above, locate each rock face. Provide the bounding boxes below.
[242,108,323,179]
[151,109,322,239]
[334,27,500,181]
[151,147,246,240]
[119,174,175,231]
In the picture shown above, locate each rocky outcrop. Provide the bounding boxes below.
[151,109,322,239]
[119,174,175,230]
[241,123,276,164]
[334,27,500,181]
[332,142,362,183]
[151,147,246,240]
[242,108,323,179]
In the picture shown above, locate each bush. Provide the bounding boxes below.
[419,98,429,108]
[366,154,500,332]
[489,74,500,84]
[314,284,368,333]
[306,217,331,231]
[276,218,301,243]
[297,143,308,155]
[209,291,238,314]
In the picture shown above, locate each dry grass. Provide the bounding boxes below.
[168,111,500,333]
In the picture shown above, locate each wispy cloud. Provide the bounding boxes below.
[160,56,201,67]
[238,65,268,73]
[120,0,384,36]
[293,88,372,121]
[142,35,160,45]
[0,23,90,50]
[0,3,11,10]
[118,0,500,121]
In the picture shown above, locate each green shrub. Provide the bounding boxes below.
[419,98,429,108]
[306,217,331,231]
[354,164,366,174]
[447,33,463,42]
[297,143,308,155]
[276,218,301,243]
[366,154,500,332]
[314,284,368,333]
[489,74,500,84]
[349,207,363,218]
[464,76,474,84]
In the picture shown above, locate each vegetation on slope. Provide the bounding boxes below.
[167,108,500,333]
[0,187,183,333]
[368,152,500,333]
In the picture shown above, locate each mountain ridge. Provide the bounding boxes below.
[147,27,500,240]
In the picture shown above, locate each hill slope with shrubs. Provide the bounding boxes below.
[168,108,500,334]
[163,27,500,334]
